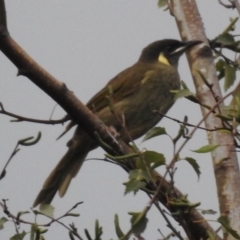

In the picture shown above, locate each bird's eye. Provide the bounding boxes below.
[165,46,173,54]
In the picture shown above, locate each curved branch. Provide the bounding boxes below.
[0,103,70,124]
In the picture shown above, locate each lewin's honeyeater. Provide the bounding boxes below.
[33,39,202,207]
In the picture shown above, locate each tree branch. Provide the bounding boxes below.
[0,102,70,124]
[171,0,240,239]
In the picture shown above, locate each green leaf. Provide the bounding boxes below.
[66,213,80,217]
[125,169,150,194]
[129,169,150,181]
[16,211,30,222]
[183,157,201,178]
[217,129,232,134]
[192,144,219,153]
[124,178,146,194]
[84,229,92,240]
[125,169,155,194]
[201,209,217,215]
[173,124,185,144]
[229,96,240,122]
[19,132,41,146]
[214,113,233,121]
[218,216,240,239]
[207,231,215,240]
[224,62,236,91]
[39,204,54,218]
[216,59,225,71]
[215,59,225,80]
[181,80,190,90]
[129,211,148,235]
[158,0,167,8]
[216,33,235,45]
[0,217,8,230]
[114,214,124,238]
[222,17,239,33]
[229,17,238,31]
[168,199,200,209]
[38,228,48,234]
[142,127,166,142]
[172,89,195,101]
[95,219,103,239]
[30,224,35,240]
[69,231,76,240]
[218,215,229,224]
[10,231,27,240]
[143,151,165,169]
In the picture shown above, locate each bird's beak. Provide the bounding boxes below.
[171,40,203,56]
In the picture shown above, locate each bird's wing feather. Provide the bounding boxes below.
[87,62,152,112]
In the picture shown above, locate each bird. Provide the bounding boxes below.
[33,39,202,207]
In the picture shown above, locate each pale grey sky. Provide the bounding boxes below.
[0,1,239,239]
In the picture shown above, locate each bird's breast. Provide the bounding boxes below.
[102,66,181,141]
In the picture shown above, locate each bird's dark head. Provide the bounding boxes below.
[139,39,202,66]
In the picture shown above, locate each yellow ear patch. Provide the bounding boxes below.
[158,53,170,65]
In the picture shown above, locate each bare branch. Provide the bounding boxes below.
[218,0,240,16]
[171,0,240,238]
[0,103,70,124]
[218,0,235,8]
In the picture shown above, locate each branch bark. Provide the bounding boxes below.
[170,0,240,239]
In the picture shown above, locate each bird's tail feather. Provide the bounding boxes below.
[33,149,87,207]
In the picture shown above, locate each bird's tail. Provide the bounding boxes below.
[33,149,88,207]
[33,126,96,207]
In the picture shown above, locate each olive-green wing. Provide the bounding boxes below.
[57,62,155,140]
[87,62,152,113]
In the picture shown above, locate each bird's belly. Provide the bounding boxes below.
[120,84,175,139]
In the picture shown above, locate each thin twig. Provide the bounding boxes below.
[0,102,70,125]
[218,0,235,8]
[0,200,84,239]
[156,112,227,132]
[146,91,234,224]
